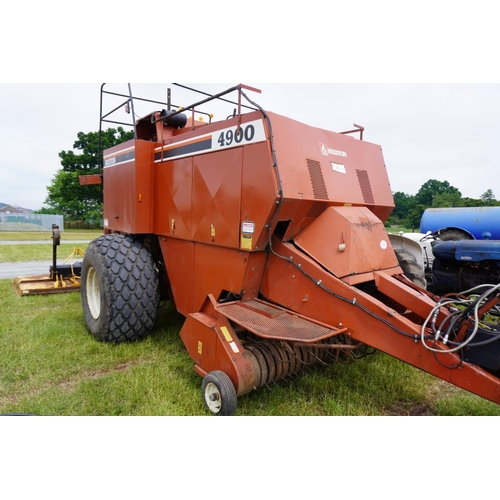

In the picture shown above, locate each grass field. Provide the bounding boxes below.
[1,275,499,416]
[1,229,500,416]
[0,229,103,241]
[0,230,102,263]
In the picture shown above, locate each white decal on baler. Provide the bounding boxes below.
[331,163,346,174]
[214,120,267,149]
[242,221,255,234]
[320,143,347,158]
[103,146,136,168]
[155,119,266,163]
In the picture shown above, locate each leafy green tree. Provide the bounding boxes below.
[415,179,461,207]
[480,189,495,205]
[478,189,500,206]
[391,191,414,223]
[406,204,427,231]
[43,127,134,224]
[432,190,463,208]
[390,180,500,231]
[34,206,59,215]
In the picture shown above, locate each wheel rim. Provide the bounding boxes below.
[204,382,222,414]
[86,266,101,320]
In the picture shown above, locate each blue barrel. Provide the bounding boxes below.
[420,207,500,240]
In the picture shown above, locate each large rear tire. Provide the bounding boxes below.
[81,234,159,343]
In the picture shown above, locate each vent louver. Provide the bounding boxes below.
[356,169,375,204]
[307,159,329,200]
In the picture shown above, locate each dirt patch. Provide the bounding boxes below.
[384,379,461,416]
[385,401,436,416]
[57,362,136,393]
[0,362,138,406]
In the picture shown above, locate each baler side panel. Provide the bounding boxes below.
[159,238,195,316]
[153,157,193,239]
[153,113,280,316]
[191,149,242,248]
[266,112,395,235]
[103,139,155,234]
[160,237,268,317]
[241,142,281,251]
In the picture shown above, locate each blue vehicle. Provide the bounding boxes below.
[430,238,500,295]
[414,207,500,294]
[421,207,500,241]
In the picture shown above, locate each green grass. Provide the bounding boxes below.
[386,225,413,234]
[0,229,102,241]
[0,230,102,263]
[0,244,89,263]
[1,279,499,416]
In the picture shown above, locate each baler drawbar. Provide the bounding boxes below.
[80,83,500,415]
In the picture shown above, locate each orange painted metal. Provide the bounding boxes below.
[264,112,395,229]
[180,295,259,396]
[100,85,500,407]
[78,174,102,186]
[260,234,500,405]
[103,139,155,234]
[158,237,267,316]
[215,299,348,343]
[294,206,399,285]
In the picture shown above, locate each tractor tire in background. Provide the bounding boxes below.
[394,248,427,289]
[81,234,159,343]
[433,228,474,241]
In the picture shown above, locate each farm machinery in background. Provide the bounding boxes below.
[13,225,84,296]
[389,207,500,296]
[80,83,500,415]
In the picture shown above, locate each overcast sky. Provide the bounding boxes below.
[0,82,497,211]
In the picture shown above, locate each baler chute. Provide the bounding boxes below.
[80,83,500,415]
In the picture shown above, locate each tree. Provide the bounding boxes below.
[432,190,463,208]
[479,189,500,206]
[406,204,427,231]
[415,179,461,207]
[390,179,500,230]
[43,127,134,224]
[391,191,414,223]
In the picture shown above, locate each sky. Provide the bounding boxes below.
[2,2,498,212]
[0,82,498,210]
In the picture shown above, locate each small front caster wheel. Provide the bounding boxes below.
[202,371,237,416]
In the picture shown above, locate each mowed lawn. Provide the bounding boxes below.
[1,230,500,416]
[0,230,102,263]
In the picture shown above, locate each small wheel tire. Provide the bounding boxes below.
[394,248,427,289]
[81,234,159,343]
[202,371,237,416]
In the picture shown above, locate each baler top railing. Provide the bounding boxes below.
[98,83,262,170]
[150,83,262,127]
